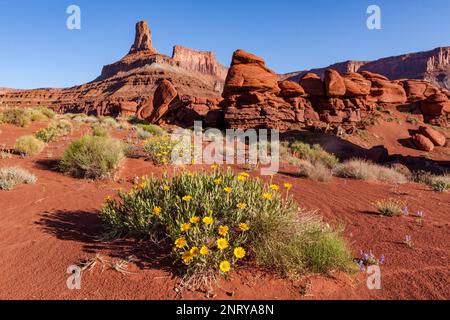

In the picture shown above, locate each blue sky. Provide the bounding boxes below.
[0,0,449,89]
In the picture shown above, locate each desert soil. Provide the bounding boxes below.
[0,122,449,300]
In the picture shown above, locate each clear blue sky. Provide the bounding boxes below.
[0,0,449,89]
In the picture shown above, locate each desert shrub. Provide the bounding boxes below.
[298,160,332,182]
[35,127,58,143]
[51,119,73,136]
[137,128,152,140]
[60,135,124,179]
[334,159,407,183]
[374,199,406,217]
[99,116,119,128]
[0,167,36,190]
[288,142,339,168]
[35,107,56,119]
[102,170,353,285]
[413,172,450,192]
[138,124,164,136]
[143,135,189,165]
[91,125,109,137]
[2,108,31,127]
[14,135,46,156]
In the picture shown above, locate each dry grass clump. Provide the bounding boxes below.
[374,198,406,217]
[413,172,450,192]
[334,159,407,183]
[14,135,46,156]
[0,167,37,190]
[298,160,333,182]
[287,142,339,168]
[1,108,31,127]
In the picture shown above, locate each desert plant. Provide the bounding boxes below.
[138,124,164,136]
[60,135,124,179]
[334,159,407,183]
[91,125,109,137]
[51,119,73,136]
[1,108,31,127]
[413,172,450,192]
[14,135,46,156]
[374,198,406,217]
[0,167,37,190]
[102,170,354,287]
[298,160,333,182]
[99,116,119,128]
[35,127,58,143]
[143,135,188,165]
[288,142,339,168]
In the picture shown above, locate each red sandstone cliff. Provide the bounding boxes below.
[281,47,450,90]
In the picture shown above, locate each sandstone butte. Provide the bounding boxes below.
[0,20,449,133]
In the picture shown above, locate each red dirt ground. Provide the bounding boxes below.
[0,121,449,300]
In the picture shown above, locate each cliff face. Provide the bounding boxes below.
[172,45,228,80]
[281,47,450,89]
[0,21,224,113]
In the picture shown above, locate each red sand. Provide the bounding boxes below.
[0,122,449,300]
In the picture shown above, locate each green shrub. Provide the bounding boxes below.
[298,160,332,182]
[143,135,184,165]
[14,135,46,156]
[413,172,450,192]
[288,142,339,168]
[99,116,119,128]
[91,125,109,137]
[138,124,165,136]
[51,119,73,136]
[374,199,406,217]
[2,108,31,127]
[102,170,353,285]
[0,167,37,190]
[35,127,58,143]
[35,107,56,119]
[334,159,407,183]
[60,135,124,179]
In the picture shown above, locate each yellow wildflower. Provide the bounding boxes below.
[217,238,229,250]
[218,226,229,236]
[203,216,214,225]
[211,164,220,170]
[190,247,200,257]
[237,203,247,210]
[175,237,187,248]
[239,223,250,232]
[182,251,193,264]
[162,185,170,191]
[190,216,200,224]
[237,175,247,182]
[270,184,280,191]
[224,187,233,193]
[219,260,231,273]
[234,247,246,259]
[153,206,162,215]
[182,195,193,202]
[213,178,222,185]
[181,223,191,232]
[239,172,250,178]
[284,183,293,190]
[263,193,273,200]
[200,246,209,255]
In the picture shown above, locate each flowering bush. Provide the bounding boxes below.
[143,136,189,165]
[102,169,353,285]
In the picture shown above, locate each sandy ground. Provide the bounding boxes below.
[0,121,449,300]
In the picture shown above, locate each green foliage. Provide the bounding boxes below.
[287,142,339,168]
[102,170,353,283]
[2,108,31,127]
[60,135,124,179]
[138,124,165,136]
[91,125,109,137]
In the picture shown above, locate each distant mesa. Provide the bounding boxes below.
[280,47,450,90]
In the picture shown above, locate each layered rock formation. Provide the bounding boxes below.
[223,50,450,131]
[281,47,450,90]
[172,45,228,80]
[0,21,226,121]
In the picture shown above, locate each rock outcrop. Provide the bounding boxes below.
[223,50,450,132]
[172,45,228,80]
[0,21,225,117]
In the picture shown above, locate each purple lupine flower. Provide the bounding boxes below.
[359,261,365,272]
[402,207,409,216]
[405,235,412,242]
[379,254,385,265]
[416,211,425,218]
